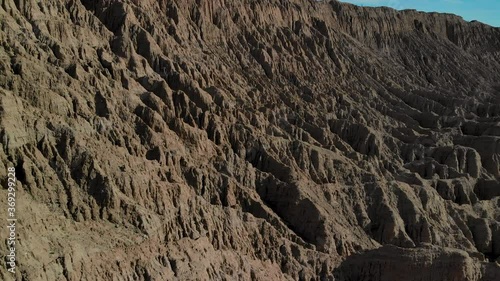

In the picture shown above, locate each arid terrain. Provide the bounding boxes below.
[1,0,500,280]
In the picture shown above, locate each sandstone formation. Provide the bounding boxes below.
[0,0,500,280]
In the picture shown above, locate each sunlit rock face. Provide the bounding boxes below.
[1,0,499,280]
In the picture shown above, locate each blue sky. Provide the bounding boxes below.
[340,0,500,27]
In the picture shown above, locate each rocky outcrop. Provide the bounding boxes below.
[335,245,484,281]
[1,0,500,280]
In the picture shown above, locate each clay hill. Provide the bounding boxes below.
[1,0,500,280]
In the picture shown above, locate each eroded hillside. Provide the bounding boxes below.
[0,0,500,280]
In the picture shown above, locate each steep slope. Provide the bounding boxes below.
[0,0,499,280]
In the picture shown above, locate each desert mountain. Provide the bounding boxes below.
[1,0,500,280]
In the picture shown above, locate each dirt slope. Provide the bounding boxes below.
[0,0,500,280]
